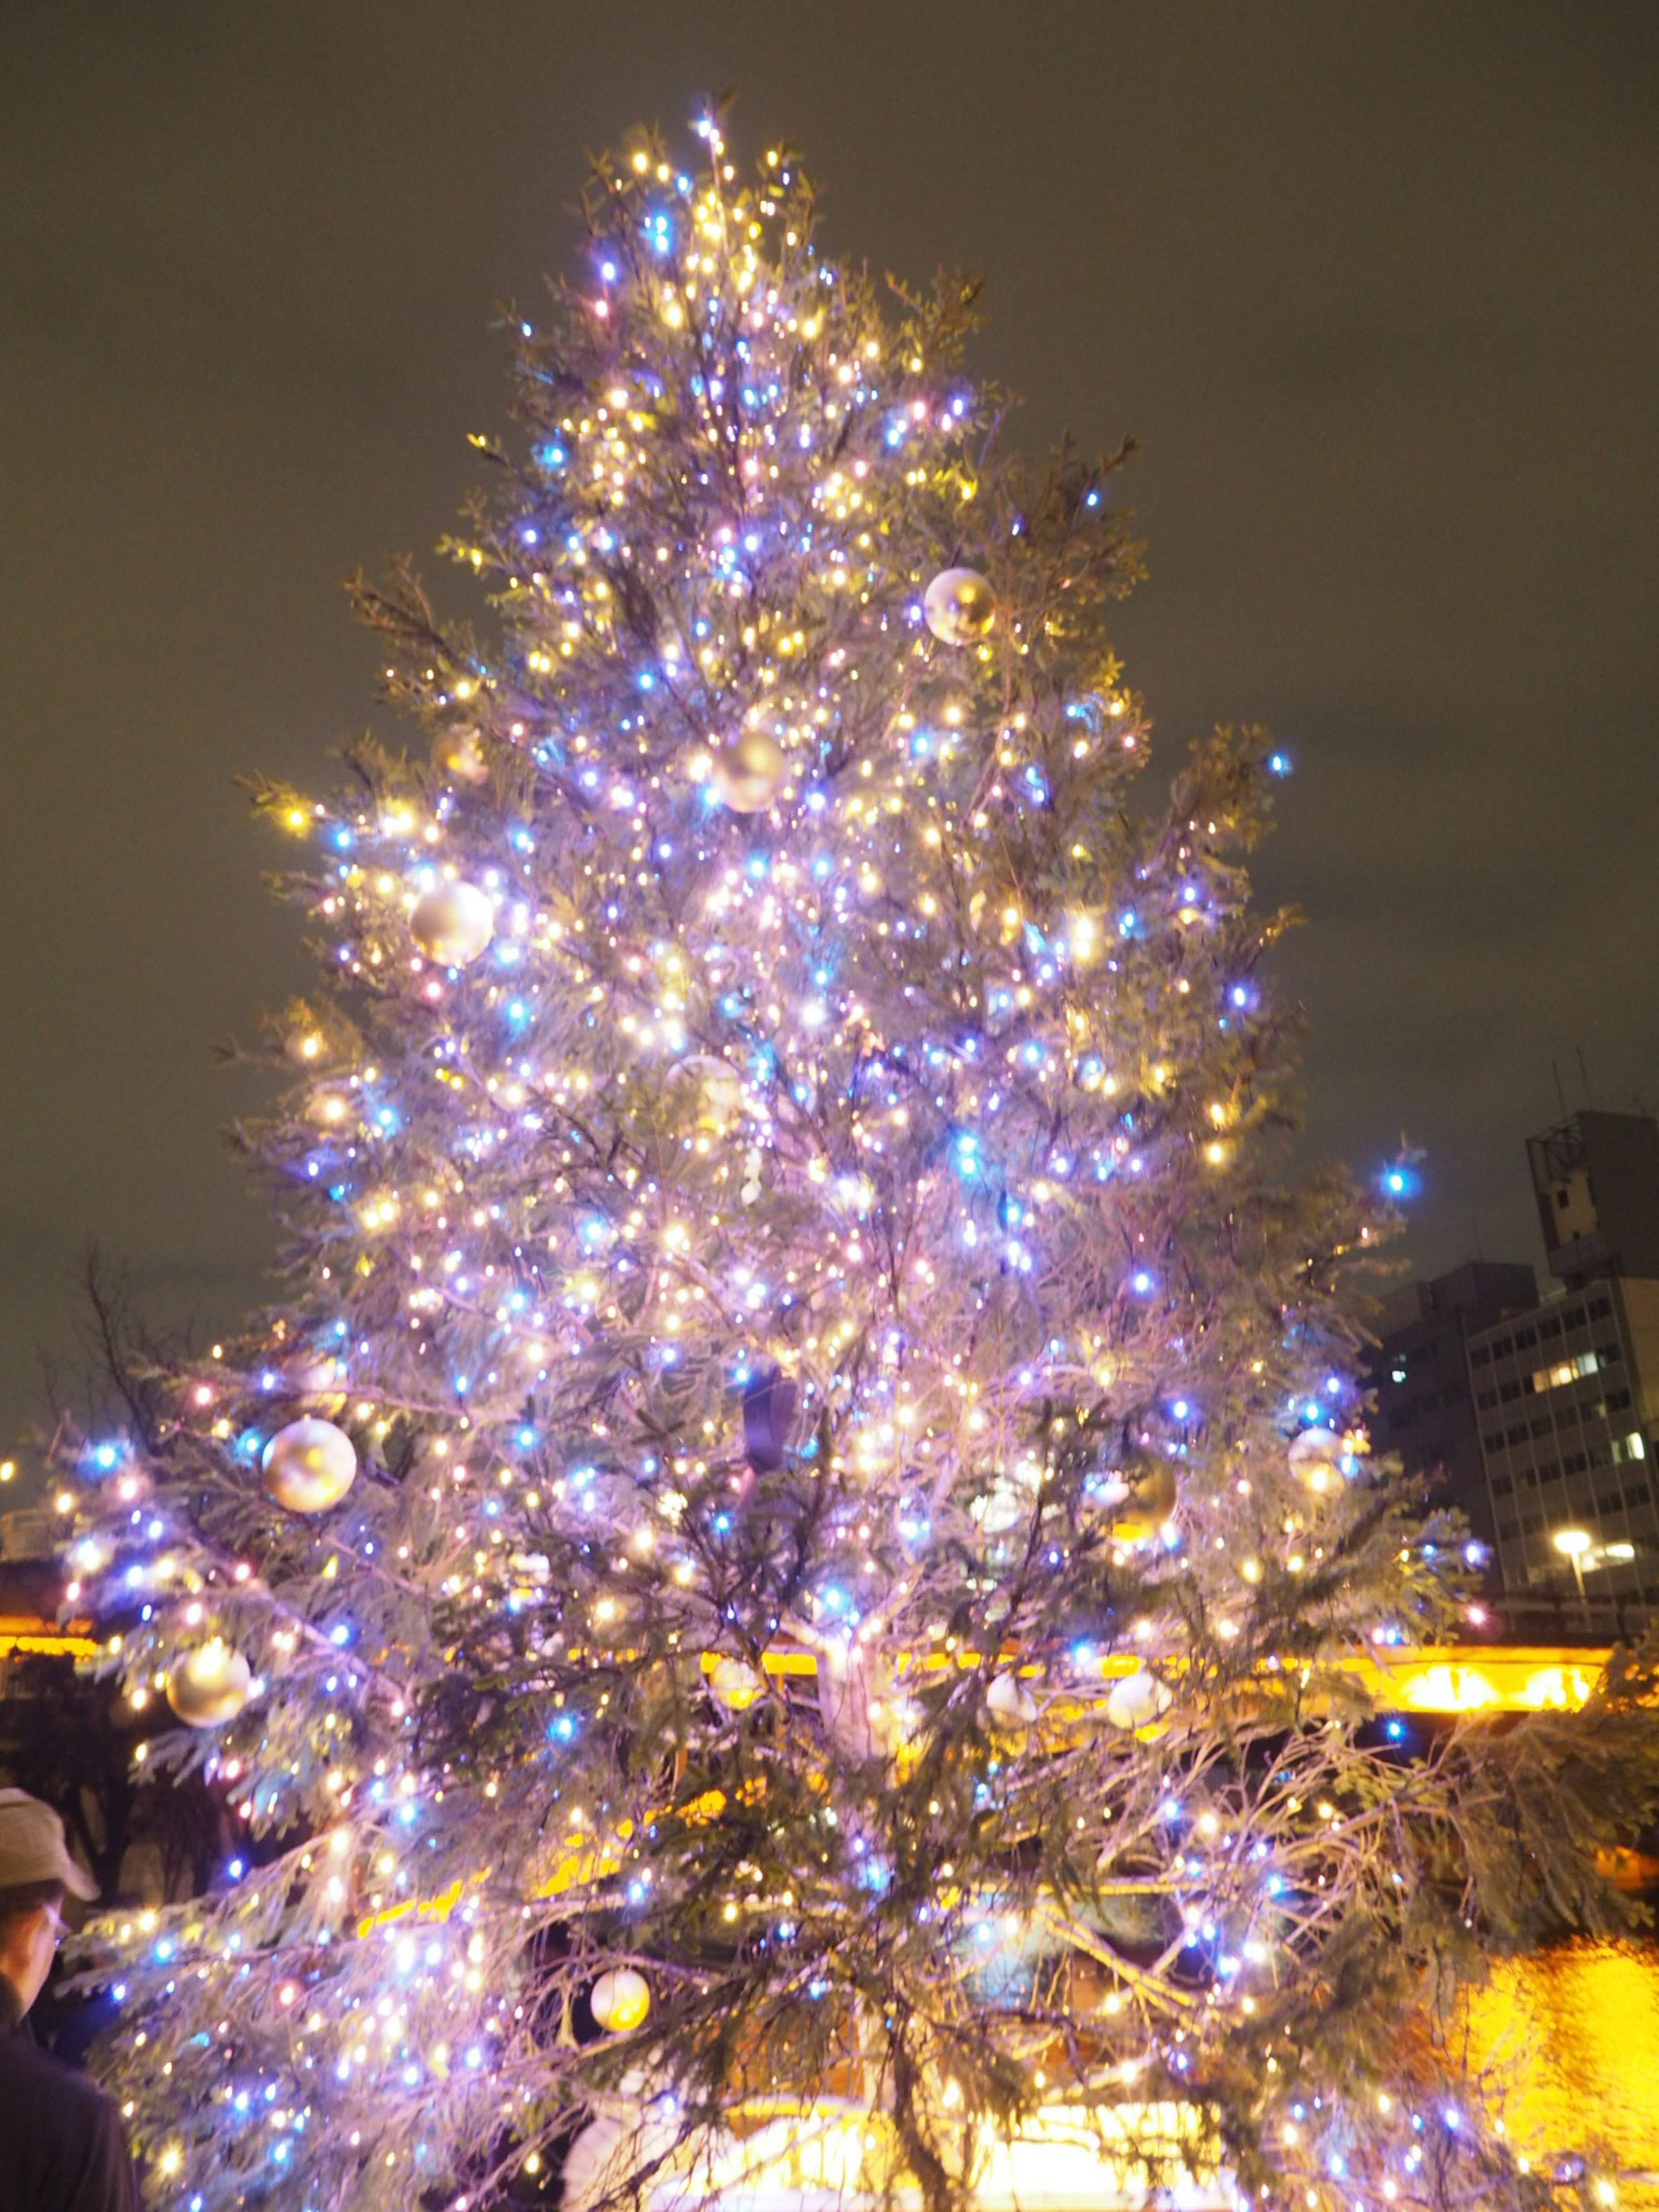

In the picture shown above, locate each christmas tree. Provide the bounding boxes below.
[57,116,1659,2212]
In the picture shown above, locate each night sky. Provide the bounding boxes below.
[4,5,1656,1459]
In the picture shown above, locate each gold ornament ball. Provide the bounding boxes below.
[411,881,495,968]
[1106,1453,1179,1543]
[922,566,997,646]
[263,1417,358,1513]
[678,1052,744,1131]
[710,732,786,813]
[589,1967,651,2034]
[985,1671,1038,1732]
[707,1656,766,1713]
[1288,1426,1345,1494]
[1105,1668,1172,1733]
[166,1640,252,1728]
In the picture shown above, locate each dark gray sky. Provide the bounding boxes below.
[3,3,1656,1454]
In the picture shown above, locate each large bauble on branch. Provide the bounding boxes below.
[677,1053,745,1132]
[1104,1448,1178,1543]
[710,731,786,813]
[923,566,997,646]
[1105,1668,1172,1733]
[1288,1426,1345,1496]
[985,1671,1038,1733]
[262,1417,358,1513]
[706,1656,766,1714]
[411,881,495,968]
[588,1967,651,2034]
[166,1639,253,1728]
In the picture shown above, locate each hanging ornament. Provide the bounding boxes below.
[1105,1668,1172,1732]
[1288,1426,1345,1495]
[923,566,997,646]
[985,1671,1038,1732]
[707,1656,766,1713]
[433,728,490,785]
[741,1367,798,1474]
[710,731,786,812]
[166,1639,252,1728]
[411,881,495,968]
[677,1053,745,1131]
[280,1348,345,1401]
[262,1417,358,1513]
[1103,1449,1178,1543]
[588,1967,651,2034]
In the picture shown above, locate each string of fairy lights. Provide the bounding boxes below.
[48,114,1583,2212]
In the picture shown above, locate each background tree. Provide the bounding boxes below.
[55,115,1659,2212]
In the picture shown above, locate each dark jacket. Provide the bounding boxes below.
[0,1976,142,2212]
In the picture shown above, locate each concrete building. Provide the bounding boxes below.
[1371,1110,1659,1627]
[1472,1111,1659,1611]
[1371,1261,1538,1548]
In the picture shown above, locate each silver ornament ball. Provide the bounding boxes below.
[263,1416,358,1513]
[707,1656,766,1713]
[986,1671,1038,1731]
[1105,1669,1172,1732]
[411,880,495,968]
[1288,1426,1345,1495]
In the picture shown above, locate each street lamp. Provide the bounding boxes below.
[1553,1526,1592,1603]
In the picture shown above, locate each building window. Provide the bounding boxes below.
[1522,1512,1543,1535]
[1608,1389,1633,1412]
[1611,1433,1648,1464]
[1623,1482,1651,1508]
[1471,1346,1492,1368]
[1538,1316,1562,1340]
[1477,1389,1497,1410]
[1564,1452,1588,1476]
[1500,1380,1523,1403]
[1564,1306,1584,1328]
[1599,1343,1622,1364]
[1515,1328,1537,1349]
[1530,1416,1551,1438]
[1492,1472,1514,1494]
[1483,1430,1505,1452]
[1589,1298,1611,1320]
[1531,1351,1599,1393]
[1492,1337,1513,1357]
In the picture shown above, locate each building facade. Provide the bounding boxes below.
[1371,1111,1659,1625]
[1371,1262,1538,1549]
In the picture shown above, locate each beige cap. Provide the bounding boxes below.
[0,1789,99,1900]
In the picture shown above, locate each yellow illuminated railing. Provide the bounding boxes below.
[714,1643,1616,1718]
[0,1614,99,1660]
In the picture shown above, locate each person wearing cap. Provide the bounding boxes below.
[0,1787,141,2212]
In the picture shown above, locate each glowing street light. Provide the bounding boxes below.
[1553,1526,1592,1602]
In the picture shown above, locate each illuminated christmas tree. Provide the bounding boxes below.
[57,116,1659,2212]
